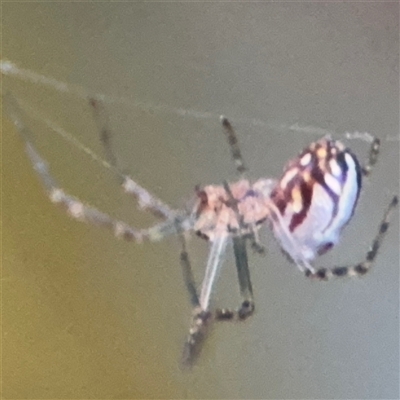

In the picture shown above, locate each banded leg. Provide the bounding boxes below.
[88,97,118,169]
[220,116,247,177]
[88,96,210,366]
[361,137,380,176]
[343,131,380,176]
[211,182,255,321]
[344,131,381,177]
[220,116,266,256]
[215,236,255,320]
[178,231,200,310]
[5,92,183,243]
[178,229,209,368]
[306,195,398,280]
[89,97,174,220]
[220,115,268,260]
[182,236,228,367]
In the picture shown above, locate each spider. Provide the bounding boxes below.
[5,92,397,368]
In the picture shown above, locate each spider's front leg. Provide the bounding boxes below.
[5,92,182,244]
[89,97,175,220]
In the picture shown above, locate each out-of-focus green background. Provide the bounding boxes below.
[3,3,399,399]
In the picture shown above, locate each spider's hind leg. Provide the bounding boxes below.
[306,195,398,281]
[344,131,381,177]
[361,136,380,176]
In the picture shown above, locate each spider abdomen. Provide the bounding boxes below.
[270,138,362,263]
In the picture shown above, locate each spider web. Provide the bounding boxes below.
[4,60,398,148]
[3,58,399,312]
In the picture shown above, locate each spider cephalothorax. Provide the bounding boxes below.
[193,178,275,241]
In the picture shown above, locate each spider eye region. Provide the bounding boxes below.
[271,139,362,263]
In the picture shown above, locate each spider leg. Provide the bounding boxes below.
[358,134,380,176]
[207,182,255,321]
[215,235,255,321]
[88,97,118,169]
[233,235,255,319]
[220,115,247,177]
[266,199,316,273]
[177,230,200,309]
[89,96,174,220]
[5,92,184,243]
[182,111,261,365]
[306,195,398,280]
[182,236,228,367]
[343,131,380,176]
[361,136,380,176]
[199,236,229,311]
[88,96,218,367]
[249,225,266,255]
[178,228,208,368]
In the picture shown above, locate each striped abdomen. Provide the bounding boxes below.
[270,138,362,263]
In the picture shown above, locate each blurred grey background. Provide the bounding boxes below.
[3,3,399,399]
